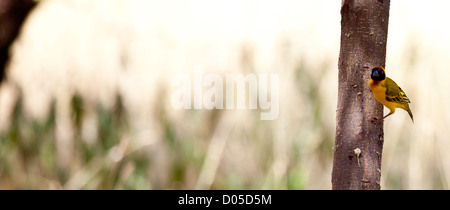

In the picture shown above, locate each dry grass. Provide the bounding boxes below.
[0,0,449,190]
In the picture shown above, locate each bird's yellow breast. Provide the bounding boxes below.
[369,79,397,112]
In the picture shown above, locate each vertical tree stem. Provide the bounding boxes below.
[0,0,35,83]
[332,0,390,190]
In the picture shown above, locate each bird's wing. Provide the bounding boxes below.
[384,77,411,104]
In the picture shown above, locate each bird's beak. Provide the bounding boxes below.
[372,70,379,78]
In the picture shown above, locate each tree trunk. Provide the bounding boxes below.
[0,0,35,83]
[332,0,390,190]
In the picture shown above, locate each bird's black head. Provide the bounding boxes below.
[371,67,386,81]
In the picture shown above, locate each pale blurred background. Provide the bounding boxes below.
[0,0,448,190]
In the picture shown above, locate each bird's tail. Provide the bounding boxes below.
[407,108,414,123]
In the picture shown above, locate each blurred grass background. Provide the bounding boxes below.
[0,0,449,190]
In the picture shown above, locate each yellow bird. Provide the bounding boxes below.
[368,66,414,123]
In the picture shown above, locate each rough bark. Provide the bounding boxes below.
[0,0,35,83]
[332,0,390,190]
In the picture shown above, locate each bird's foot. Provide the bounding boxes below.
[369,117,384,124]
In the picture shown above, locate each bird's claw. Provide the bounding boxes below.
[369,117,384,124]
